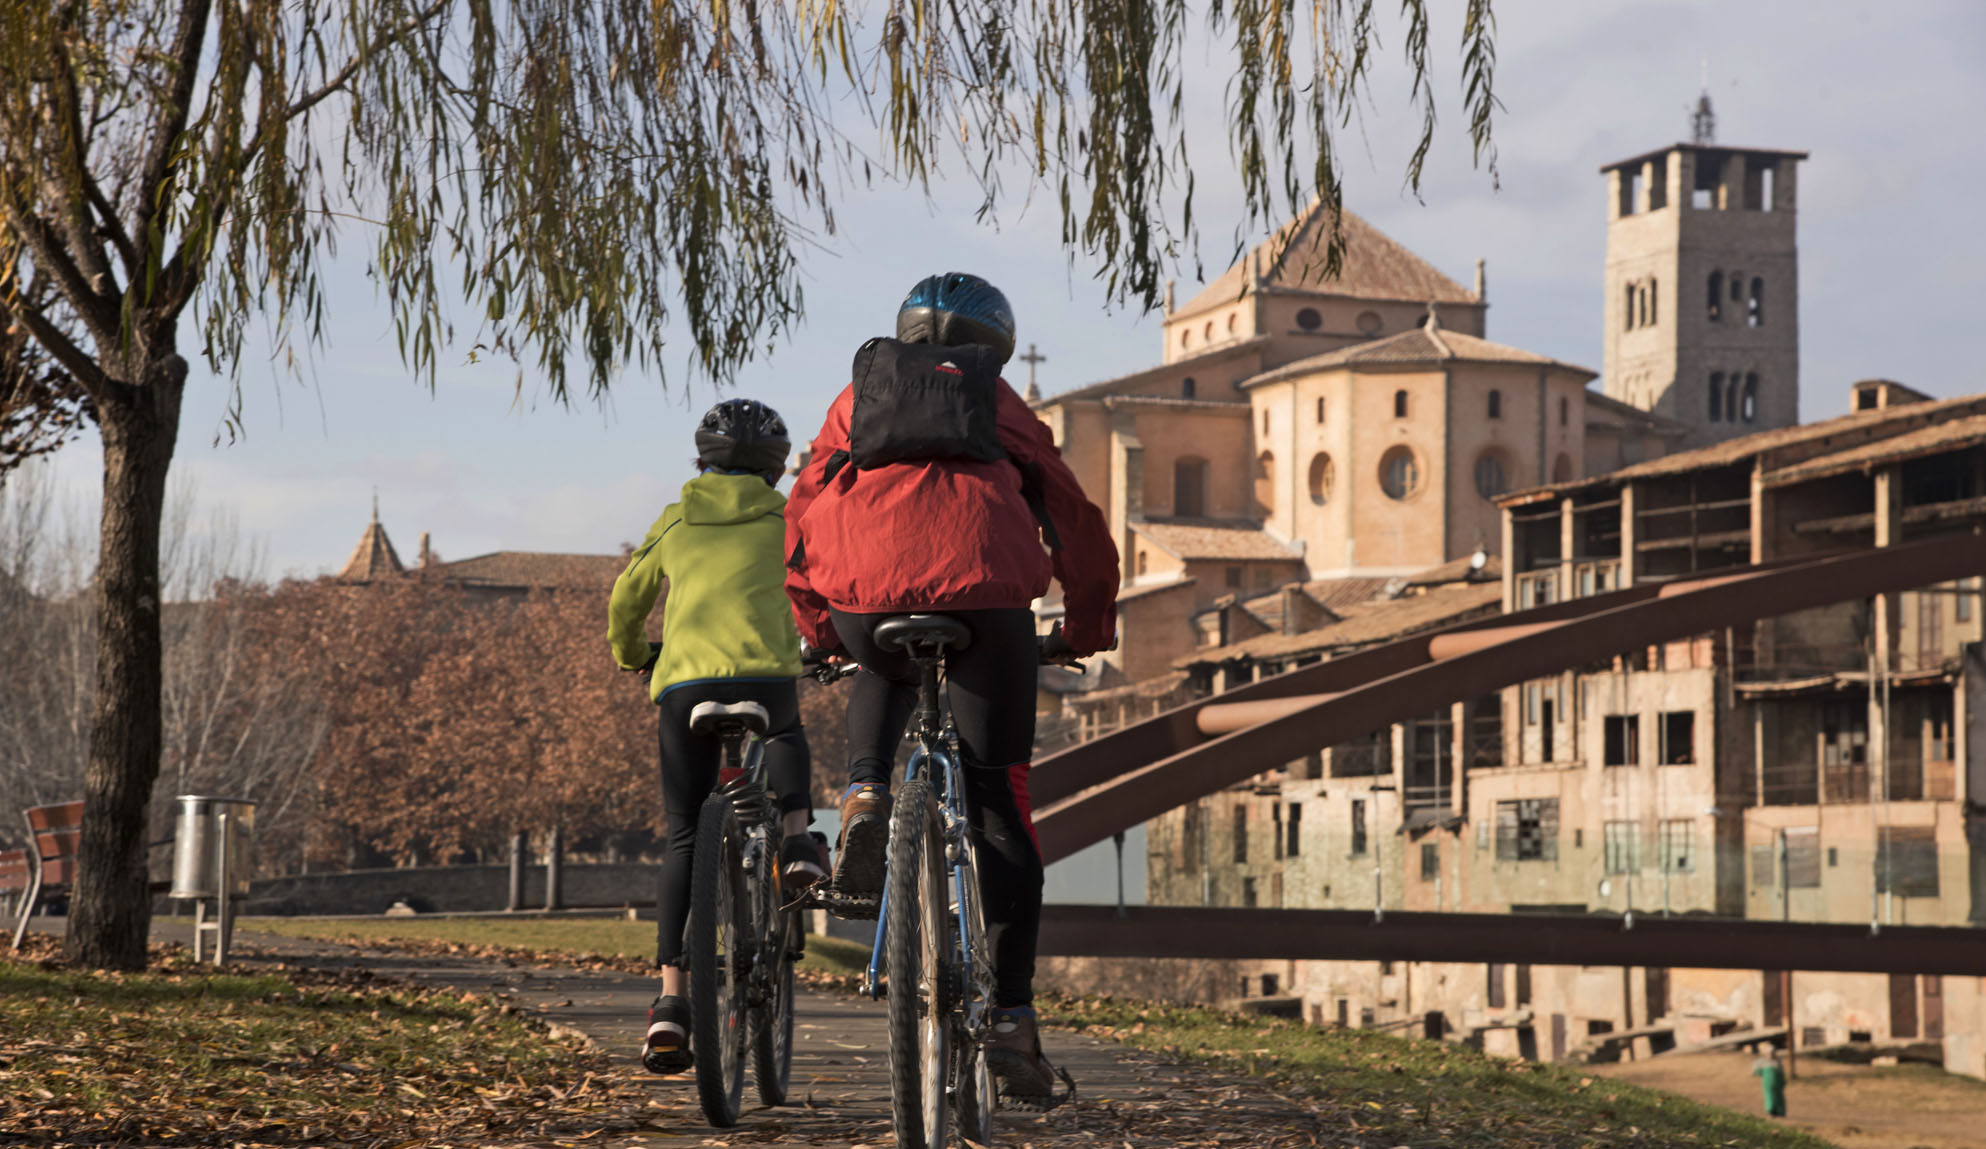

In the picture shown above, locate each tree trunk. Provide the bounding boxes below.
[66,353,185,970]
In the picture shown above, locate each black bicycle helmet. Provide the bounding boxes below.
[694,398,790,481]
[896,272,1016,364]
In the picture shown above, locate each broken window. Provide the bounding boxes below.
[1350,799,1368,856]
[1659,711,1696,764]
[1742,374,1758,423]
[1660,820,1695,873]
[1496,798,1558,862]
[1748,277,1764,327]
[1709,372,1725,421]
[1708,271,1723,321]
[1232,804,1249,864]
[1604,715,1640,766]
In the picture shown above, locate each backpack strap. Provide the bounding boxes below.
[1016,460,1065,552]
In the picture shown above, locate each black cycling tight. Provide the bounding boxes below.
[831,606,1043,1007]
[653,677,810,968]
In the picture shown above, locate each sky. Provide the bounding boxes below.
[30,0,1986,584]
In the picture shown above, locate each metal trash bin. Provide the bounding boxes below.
[169,795,256,900]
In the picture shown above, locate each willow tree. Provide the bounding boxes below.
[0,0,1497,968]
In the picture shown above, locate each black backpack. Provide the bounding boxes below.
[817,337,1062,549]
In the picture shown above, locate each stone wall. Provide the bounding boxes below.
[172,863,662,917]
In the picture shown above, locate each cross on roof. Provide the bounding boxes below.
[1017,343,1046,400]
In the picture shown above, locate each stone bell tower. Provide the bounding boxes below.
[1600,97,1806,447]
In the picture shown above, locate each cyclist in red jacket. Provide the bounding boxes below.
[785,272,1118,1102]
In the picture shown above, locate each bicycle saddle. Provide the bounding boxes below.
[688,699,771,736]
[873,613,972,653]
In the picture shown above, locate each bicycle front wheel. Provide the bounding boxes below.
[688,794,748,1127]
[885,779,949,1149]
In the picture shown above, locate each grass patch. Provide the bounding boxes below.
[242,914,872,981]
[1043,995,1835,1149]
[0,940,653,1147]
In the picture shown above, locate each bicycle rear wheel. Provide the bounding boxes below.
[885,779,949,1149]
[688,794,748,1127]
[751,895,796,1105]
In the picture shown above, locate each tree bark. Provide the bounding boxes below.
[65,353,185,970]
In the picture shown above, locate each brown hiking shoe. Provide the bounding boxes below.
[834,784,891,897]
[984,1006,1058,1101]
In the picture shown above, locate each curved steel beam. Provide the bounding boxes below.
[1035,533,1986,865]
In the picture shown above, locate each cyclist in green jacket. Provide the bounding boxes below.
[608,398,827,1074]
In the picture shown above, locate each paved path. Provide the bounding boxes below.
[137,919,1347,1148]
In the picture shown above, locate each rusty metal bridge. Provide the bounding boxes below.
[1030,532,1986,974]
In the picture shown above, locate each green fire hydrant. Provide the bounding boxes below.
[1752,1051,1788,1117]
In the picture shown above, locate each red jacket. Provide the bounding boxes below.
[785,379,1118,654]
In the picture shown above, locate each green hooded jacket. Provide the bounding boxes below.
[608,471,802,700]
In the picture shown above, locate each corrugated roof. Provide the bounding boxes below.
[1762,413,1986,488]
[1134,519,1305,562]
[1174,205,1478,320]
[1241,321,1594,388]
[1498,392,1986,504]
[1176,582,1501,666]
[430,551,627,588]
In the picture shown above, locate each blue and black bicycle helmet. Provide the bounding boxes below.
[896,272,1016,365]
[695,398,790,482]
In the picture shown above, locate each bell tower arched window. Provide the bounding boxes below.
[1747,278,1764,327]
[1709,372,1724,422]
[1707,271,1723,322]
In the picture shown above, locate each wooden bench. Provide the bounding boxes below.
[11,800,83,951]
[0,848,29,919]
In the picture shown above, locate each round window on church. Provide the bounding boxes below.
[1356,310,1383,336]
[1308,453,1335,506]
[1473,450,1511,501]
[1296,307,1323,331]
[1380,446,1421,501]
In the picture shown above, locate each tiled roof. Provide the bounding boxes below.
[1402,553,1502,588]
[430,551,628,588]
[1173,205,1478,321]
[1117,575,1198,603]
[1176,582,1501,666]
[337,520,405,582]
[1133,518,1305,562]
[1762,413,1986,487]
[1034,337,1269,405]
[1242,322,1594,386]
[1585,388,1690,434]
[1499,392,1986,504]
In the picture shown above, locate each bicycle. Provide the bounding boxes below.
[853,615,1080,1149]
[631,643,851,1127]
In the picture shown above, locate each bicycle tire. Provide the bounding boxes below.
[885,779,949,1149]
[950,838,995,1146]
[751,895,795,1105]
[688,794,748,1127]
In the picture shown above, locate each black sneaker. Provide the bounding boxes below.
[781,832,831,895]
[641,994,693,1074]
